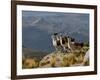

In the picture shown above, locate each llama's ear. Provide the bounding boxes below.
[54,33,58,35]
[71,38,75,42]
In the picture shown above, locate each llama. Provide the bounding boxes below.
[51,33,74,52]
[59,34,69,52]
[74,42,83,50]
[67,36,84,52]
[51,33,63,52]
[51,33,83,53]
[67,36,74,52]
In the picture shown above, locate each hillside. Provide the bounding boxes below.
[22,46,89,69]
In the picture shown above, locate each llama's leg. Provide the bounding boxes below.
[54,46,59,52]
[63,47,66,51]
[60,46,64,53]
[57,46,63,52]
[63,47,67,53]
[55,47,58,51]
[68,43,73,52]
[70,47,73,52]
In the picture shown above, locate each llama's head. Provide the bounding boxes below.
[67,36,75,43]
[71,38,75,42]
[54,33,58,36]
[51,34,56,41]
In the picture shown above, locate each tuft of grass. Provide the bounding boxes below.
[22,57,39,69]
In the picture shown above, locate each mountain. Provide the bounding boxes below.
[22,11,89,52]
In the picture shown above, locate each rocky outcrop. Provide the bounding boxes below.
[39,50,88,68]
[22,47,89,69]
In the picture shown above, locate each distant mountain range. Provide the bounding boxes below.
[23,48,49,60]
[22,11,89,52]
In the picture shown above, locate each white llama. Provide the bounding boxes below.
[59,34,68,52]
[51,33,62,51]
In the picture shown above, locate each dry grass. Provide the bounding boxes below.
[22,57,39,69]
[22,46,89,69]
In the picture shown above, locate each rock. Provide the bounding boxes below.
[39,51,77,67]
[39,53,55,68]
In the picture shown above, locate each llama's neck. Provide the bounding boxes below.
[59,36,63,44]
[51,36,56,41]
[59,36,62,41]
[68,38,71,44]
[67,38,72,48]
